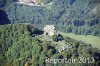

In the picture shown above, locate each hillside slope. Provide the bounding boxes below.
[0,0,100,37]
[0,24,100,66]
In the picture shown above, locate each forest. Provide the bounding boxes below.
[0,0,100,36]
[0,24,100,66]
[0,0,100,66]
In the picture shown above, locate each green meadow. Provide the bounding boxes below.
[58,31,100,50]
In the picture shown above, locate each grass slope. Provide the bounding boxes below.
[58,31,100,49]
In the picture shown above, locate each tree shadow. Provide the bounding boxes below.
[0,10,10,25]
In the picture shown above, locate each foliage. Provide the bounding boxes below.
[0,0,100,36]
[0,24,100,66]
[52,34,63,41]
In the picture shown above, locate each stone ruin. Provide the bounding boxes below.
[43,25,57,36]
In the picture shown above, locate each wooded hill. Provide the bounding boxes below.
[0,0,100,37]
[0,24,100,66]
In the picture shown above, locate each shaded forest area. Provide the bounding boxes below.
[0,10,10,25]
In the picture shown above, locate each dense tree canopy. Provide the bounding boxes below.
[0,0,100,36]
[0,0,100,66]
[0,24,100,66]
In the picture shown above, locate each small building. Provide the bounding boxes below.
[43,25,57,36]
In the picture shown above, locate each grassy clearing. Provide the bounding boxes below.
[58,31,100,49]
